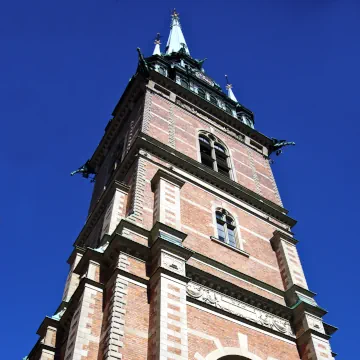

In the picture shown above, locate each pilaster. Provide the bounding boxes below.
[64,261,103,360]
[149,238,192,360]
[100,183,128,238]
[63,249,84,302]
[271,231,309,292]
[151,169,185,230]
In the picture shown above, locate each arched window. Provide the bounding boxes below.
[216,209,237,248]
[199,133,232,178]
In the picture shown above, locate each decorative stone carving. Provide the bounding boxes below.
[306,314,325,334]
[161,252,185,276]
[186,282,295,338]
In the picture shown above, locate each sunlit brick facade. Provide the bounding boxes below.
[25,11,337,360]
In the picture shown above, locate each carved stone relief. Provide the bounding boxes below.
[187,282,295,338]
[306,314,325,334]
[161,252,185,276]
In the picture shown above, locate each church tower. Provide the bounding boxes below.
[25,11,337,360]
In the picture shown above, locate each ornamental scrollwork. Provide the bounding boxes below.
[186,282,294,338]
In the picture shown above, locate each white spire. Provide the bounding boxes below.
[225,75,238,103]
[165,9,190,55]
[153,33,161,56]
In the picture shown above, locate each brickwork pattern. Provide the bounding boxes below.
[149,275,188,360]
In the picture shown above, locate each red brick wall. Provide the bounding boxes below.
[121,283,149,360]
[144,92,282,206]
[140,158,285,292]
[187,305,300,360]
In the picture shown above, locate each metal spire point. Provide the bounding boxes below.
[165,9,190,55]
[153,32,161,56]
[225,75,238,103]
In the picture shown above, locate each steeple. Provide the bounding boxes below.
[165,9,190,55]
[153,33,161,56]
[225,75,238,103]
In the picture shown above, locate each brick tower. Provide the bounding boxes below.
[25,11,337,360]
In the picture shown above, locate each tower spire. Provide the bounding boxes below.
[165,9,190,55]
[225,75,238,103]
[153,33,161,56]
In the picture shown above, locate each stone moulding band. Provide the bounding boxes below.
[186,282,295,338]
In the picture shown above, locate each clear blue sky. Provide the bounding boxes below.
[0,0,358,358]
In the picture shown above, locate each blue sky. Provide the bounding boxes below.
[0,0,358,358]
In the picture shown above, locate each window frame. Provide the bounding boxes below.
[215,209,238,248]
[198,133,232,179]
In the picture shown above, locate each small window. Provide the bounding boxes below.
[210,95,218,106]
[198,133,232,178]
[181,78,189,89]
[215,209,238,248]
[198,87,206,99]
[225,104,233,114]
[158,67,167,76]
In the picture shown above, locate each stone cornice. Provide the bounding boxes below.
[323,322,338,336]
[87,74,146,171]
[36,317,59,337]
[186,281,296,341]
[150,168,186,191]
[149,70,274,148]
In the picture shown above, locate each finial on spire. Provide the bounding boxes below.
[225,75,238,103]
[153,32,161,56]
[172,8,179,18]
[165,9,190,55]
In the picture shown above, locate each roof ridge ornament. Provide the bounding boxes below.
[153,32,161,56]
[165,9,190,56]
[225,75,238,103]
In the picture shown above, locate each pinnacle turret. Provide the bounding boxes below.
[153,33,161,56]
[225,75,238,103]
[165,9,190,55]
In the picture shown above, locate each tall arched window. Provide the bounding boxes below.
[199,133,232,178]
[216,209,237,248]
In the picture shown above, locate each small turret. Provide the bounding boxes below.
[225,75,238,103]
[153,33,161,56]
[165,9,190,55]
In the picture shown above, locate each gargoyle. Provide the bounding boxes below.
[269,138,296,156]
[70,160,96,180]
[136,47,150,77]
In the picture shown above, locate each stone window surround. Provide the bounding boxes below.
[198,130,235,181]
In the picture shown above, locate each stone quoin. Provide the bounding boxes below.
[24,10,337,360]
